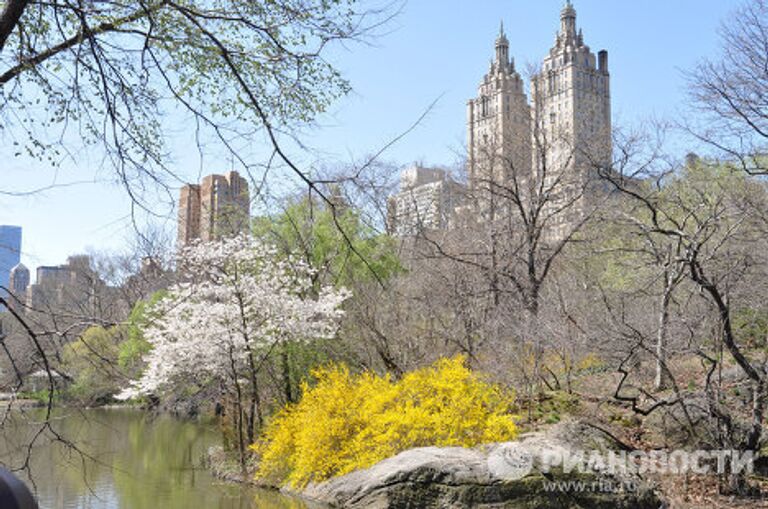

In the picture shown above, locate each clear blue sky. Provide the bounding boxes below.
[0,0,741,273]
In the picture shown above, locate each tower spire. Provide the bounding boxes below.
[560,0,577,41]
[494,20,509,69]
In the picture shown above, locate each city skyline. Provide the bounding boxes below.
[1,0,740,271]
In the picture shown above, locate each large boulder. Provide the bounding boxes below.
[297,420,662,509]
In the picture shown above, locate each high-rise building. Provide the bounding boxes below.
[0,225,22,293]
[25,255,106,312]
[468,1,611,217]
[177,171,251,247]
[8,263,30,305]
[199,171,250,242]
[178,184,201,246]
[467,22,531,211]
[529,1,611,236]
[387,166,465,236]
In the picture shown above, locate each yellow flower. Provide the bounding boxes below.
[254,356,518,487]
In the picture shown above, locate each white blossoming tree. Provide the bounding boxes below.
[120,235,349,465]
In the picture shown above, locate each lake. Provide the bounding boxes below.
[0,407,312,509]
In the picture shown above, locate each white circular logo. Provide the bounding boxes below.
[487,443,534,481]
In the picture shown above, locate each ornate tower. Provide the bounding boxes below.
[530,1,611,230]
[467,23,531,209]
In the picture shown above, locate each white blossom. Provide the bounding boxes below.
[118,235,350,399]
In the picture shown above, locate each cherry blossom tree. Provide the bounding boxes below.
[119,235,349,467]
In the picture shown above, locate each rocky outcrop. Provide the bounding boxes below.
[297,420,662,509]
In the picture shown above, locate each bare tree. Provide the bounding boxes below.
[600,150,768,493]
[688,0,768,175]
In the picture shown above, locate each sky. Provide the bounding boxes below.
[0,0,742,274]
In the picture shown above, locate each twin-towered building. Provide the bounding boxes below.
[390,2,612,238]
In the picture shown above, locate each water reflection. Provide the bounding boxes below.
[0,408,311,509]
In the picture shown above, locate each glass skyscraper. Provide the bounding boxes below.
[0,225,22,292]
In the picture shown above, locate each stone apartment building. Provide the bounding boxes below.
[529,1,611,238]
[0,255,134,389]
[466,22,531,209]
[390,2,611,238]
[178,171,251,246]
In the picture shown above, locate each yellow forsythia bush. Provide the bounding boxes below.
[253,355,518,487]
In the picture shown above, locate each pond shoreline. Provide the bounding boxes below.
[3,407,309,508]
[206,446,260,486]
[206,446,331,508]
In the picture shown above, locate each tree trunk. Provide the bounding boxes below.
[246,354,263,443]
[282,343,293,404]
[654,269,674,391]
[233,387,246,472]
[746,379,766,451]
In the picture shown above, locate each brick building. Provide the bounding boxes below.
[177,171,251,246]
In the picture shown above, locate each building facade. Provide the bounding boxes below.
[467,22,531,212]
[387,166,465,236]
[178,184,201,246]
[25,255,109,314]
[177,171,251,246]
[529,1,611,236]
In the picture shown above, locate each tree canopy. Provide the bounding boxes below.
[0,0,389,205]
[253,196,402,288]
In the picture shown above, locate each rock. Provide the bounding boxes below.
[298,420,662,508]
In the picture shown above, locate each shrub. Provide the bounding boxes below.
[254,355,518,487]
